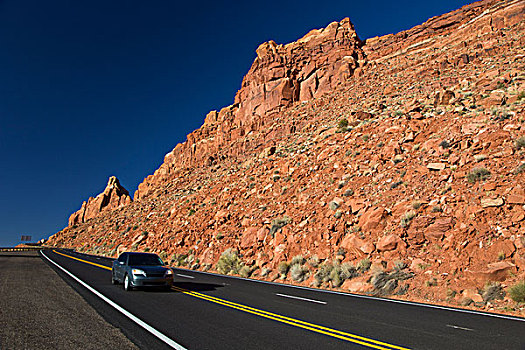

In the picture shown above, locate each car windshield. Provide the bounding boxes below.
[128,254,164,266]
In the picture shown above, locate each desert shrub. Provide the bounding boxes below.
[466,168,491,183]
[340,262,359,280]
[216,248,243,275]
[314,262,335,284]
[515,163,525,174]
[174,253,188,266]
[431,205,442,213]
[394,260,407,271]
[508,280,525,303]
[270,217,290,236]
[357,258,371,272]
[277,261,290,276]
[439,140,450,149]
[515,136,525,150]
[400,211,416,228]
[308,255,320,268]
[482,283,505,302]
[239,265,252,278]
[290,255,305,266]
[425,278,438,287]
[289,263,309,282]
[390,181,403,189]
[371,270,413,295]
[314,261,357,287]
[412,201,422,210]
[159,251,167,261]
[338,118,349,129]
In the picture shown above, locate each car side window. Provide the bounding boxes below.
[118,253,127,264]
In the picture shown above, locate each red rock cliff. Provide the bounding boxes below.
[135,18,365,200]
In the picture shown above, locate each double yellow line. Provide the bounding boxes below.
[51,249,409,350]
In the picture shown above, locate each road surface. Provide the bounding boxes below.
[41,249,525,350]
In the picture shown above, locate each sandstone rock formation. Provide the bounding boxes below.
[135,18,364,200]
[68,176,132,226]
[49,0,525,316]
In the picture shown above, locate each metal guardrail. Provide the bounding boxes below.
[0,247,45,252]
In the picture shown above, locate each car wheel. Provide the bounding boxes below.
[111,271,118,285]
[124,274,132,291]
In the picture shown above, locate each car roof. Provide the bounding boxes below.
[124,252,159,256]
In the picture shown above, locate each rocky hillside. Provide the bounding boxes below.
[48,0,525,316]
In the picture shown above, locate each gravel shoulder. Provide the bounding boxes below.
[0,251,138,350]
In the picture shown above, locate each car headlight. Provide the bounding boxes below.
[131,269,146,277]
[165,269,173,275]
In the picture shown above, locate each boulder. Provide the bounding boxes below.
[359,207,388,233]
[376,235,406,252]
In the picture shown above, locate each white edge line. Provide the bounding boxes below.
[177,268,525,323]
[275,293,327,305]
[176,274,195,279]
[40,250,187,350]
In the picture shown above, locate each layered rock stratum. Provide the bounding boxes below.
[49,0,525,315]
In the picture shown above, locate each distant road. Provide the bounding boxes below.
[39,249,525,349]
[0,251,137,350]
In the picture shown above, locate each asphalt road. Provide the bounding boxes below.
[0,251,138,350]
[41,249,525,350]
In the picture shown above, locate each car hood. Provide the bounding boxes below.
[130,265,171,273]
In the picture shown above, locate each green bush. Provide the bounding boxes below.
[508,280,525,303]
[338,118,349,129]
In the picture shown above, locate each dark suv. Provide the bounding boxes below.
[112,252,173,291]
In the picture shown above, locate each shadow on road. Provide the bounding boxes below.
[173,281,223,293]
[131,282,223,293]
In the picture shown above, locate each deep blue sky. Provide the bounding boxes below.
[0,0,474,246]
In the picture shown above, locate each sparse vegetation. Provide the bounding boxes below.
[497,251,506,261]
[400,211,416,228]
[289,263,309,282]
[508,280,525,303]
[412,201,422,210]
[431,205,443,213]
[239,265,253,278]
[466,167,491,183]
[357,258,371,272]
[482,282,505,302]
[439,140,450,149]
[277,261,290,276]
[314,260,358,287]
[216,248,243,275]
[515,136,525,150]
[308,255,320,268]
[425,278,438,287]
[338,118,349,129]
[270,217,291,236]
[291,255,305,266]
